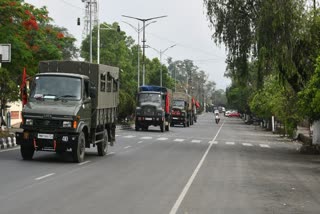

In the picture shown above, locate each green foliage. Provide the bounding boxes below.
[0,0,78,86]
[0,67,20,107]
[298,56,320,121]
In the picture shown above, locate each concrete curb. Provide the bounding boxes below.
[0,136,17,150]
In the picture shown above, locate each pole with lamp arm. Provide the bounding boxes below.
[122,21,157,89]
[122,15,167,85]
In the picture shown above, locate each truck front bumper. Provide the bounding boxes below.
[135,116,164,127]
[16,131,79,151]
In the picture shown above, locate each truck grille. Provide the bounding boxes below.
[34,119,61,128]
[141,106,156,116]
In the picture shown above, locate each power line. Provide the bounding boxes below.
[147,32,225,59]
[58,0,84,10]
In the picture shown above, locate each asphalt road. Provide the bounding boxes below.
[1,113,320,214]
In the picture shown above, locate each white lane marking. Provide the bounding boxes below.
[191,140,201,143]
[78,161,91,166]
[260,144,270,148]
[226,142,235,145]
[107,152,115,155]
[0,146,20,153]
[174,139,184,142]
[137,141,143,144]
[211,141,218,144]
[35,173,55,181]
[157,137,168,141]
[140,136,152,140]
[170,120,225,214]
[242,143,253,147]
[124,146,131,149]
[123,135,135,138]
[115,135,120,137]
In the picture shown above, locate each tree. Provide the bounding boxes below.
[0,0,78,80]
[0,67,20,125]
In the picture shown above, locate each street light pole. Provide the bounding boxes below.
[89,0,93,63]
[122,21,157,89]
[149,45,176,87]
[122,15,167,85]
[159,45,176,87]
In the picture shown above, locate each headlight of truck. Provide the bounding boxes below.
[25,119,33,125]
[63,121,72,128]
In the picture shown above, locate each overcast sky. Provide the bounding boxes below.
[25,0,230,90]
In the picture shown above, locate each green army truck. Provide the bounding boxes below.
[171,92,191,127]
[135,85,172,132]
[16,60,119,162]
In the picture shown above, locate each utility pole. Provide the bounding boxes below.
[82,0,98,63]
[122,15,167,85]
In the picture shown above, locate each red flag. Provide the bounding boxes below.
[195,101,200,108]
[21,67,28,107]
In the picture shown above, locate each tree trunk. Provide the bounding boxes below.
[312,120,320,145]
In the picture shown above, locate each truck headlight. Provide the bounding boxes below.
[63,121,72,128]
[26,119,33,125]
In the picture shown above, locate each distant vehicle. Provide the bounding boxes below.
[171,92,192,127]
[16,60,119,162]
[228,111,241,118]
[135,85,172,132]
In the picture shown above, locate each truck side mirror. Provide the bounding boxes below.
[90,86,96,98]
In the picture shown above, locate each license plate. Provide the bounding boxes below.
[172,117,178,120]
[145,118,152,121]
[38,133,54,139]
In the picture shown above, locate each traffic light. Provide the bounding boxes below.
[77,18,80,26]
[117,25,121,32]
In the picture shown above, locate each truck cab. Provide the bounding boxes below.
[16,61,119,163]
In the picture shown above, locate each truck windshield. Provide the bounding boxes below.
[138,93,161,104]
[30,76,81,100]
[173,100,185,108]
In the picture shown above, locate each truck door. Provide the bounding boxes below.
[82,79,92,127]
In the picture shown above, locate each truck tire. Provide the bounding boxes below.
[160,121,165,132]
[72,131,85,163]
[21,145,34,160]
[97,131,108,156]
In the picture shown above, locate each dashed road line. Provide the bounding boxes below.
[137,141,143,144]
[140,136,152,140]
[157,137,168,141]
[123,135,135,138]
[191,140,201,143]
[78,161,91,166]
[124,146,132,149]
[174,139,184,142]
[260,144,270,148]
[225,142,235,145]
[35,173,55,181]
[242,143,253,147]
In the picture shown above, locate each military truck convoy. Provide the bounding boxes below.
[16,60,119,162]
[135,85,172,132]
[171,92,191,127]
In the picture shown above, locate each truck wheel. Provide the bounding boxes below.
[183,122,186,127]
[97,131,108,156]
[165,123,169,131]
[160,121,165,132]
[72,131,85,163]
[135,125,139,131]
[21,145,34,160]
